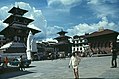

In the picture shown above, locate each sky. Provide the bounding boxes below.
[0,0,119,41]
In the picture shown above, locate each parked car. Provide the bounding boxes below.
[9,58,31,67]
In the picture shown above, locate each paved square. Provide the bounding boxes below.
[0,56,119,79]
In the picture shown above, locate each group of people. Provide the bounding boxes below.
[68,42,118,79]
[0,56,9,68]
[0,42,118,79]
[0,55,25,71]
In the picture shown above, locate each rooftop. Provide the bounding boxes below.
[8,7,28,15]
[86,29,119,38]
[0,42,26,50]
[57,30,68,35]
[3,15,34,24]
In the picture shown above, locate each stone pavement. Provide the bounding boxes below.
[79,56,119,79]
[0,56,119,79]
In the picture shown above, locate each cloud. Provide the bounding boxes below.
[48,0,82,8]
[0,6,10,20]
[0,20,8,31]
[0,2,47,39]
[0,1,119,41]
[14,2,46,28]
[0,2,66,40]
[67,17,119,36]
[60,0,81,6]
[87,0,118,5]
[16,2,52,40]
[46,25,63,38]
[0,5,12,31]
[43,38,58,43]
[87,0,119,18]
[87,0,99,5]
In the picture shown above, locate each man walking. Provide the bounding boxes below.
[69,52,81,79]
[19,55,25,71]
[111,47,117,68]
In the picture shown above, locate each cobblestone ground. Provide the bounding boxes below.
[0,56,119,79]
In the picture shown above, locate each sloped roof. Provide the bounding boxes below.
[3,15,34,24]
[8,7,28,15]
[0,42,26,50]
[54,35,71,40]
[57,30,67,34]
[86,29,119,38]
[0,25,40,35]
[73,35,86,39]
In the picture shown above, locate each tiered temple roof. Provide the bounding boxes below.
[8,7,28,15]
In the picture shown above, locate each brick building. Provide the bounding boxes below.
[86,29,119,54]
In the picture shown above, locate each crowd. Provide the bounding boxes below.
[0,56,9,68]
[0,55,25,71]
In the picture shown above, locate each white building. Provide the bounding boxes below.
[72,35,89,56]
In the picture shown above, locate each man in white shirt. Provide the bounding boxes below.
[69,52,81,79]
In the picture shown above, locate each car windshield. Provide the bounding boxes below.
[17,58,20,61]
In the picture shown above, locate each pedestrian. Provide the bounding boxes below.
[0,55,1,65]
[111,47,117,68]
[3,57,8,68]
[69,52,81,79]
[19,55,25,71]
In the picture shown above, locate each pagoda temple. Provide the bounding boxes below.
[54,30,72,58]
[0,7,40,53]
[86,29,119,54]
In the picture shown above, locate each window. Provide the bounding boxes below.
[107,42,110,47]
[76,44,79,47]
[18,37,20,42]
[14,36,17,41]
[80,44,82,46]
[77,48,79,51]
[80,47,82,50]
[75,40,78,44]
[18,30,21,33]
[24,20,28,24]
[73,48,75,51]
[73,41,75,44]
[80,40,82,42]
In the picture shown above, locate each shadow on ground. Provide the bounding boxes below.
[26,65,36,68]
[79,78,105,79]
[0,71,34,79]
[68,78,105,79]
